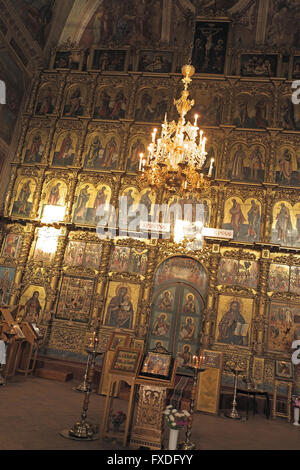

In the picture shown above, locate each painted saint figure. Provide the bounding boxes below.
[218,300,248,346]
[250,146,263,181]
[247,200,260,240]
[279,149,293,184]
[231,144,245,180]
[229,199,245,238]
[105,286,134,329]
[25,133,43,163]
[179,317,195,340]
[152,313,170,337]
[74,185,90,222]
[47,182,61,205]
[21,291,42,323]
[16,180,32,215]
[275,203,293,243]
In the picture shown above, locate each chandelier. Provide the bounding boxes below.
[138,64,214,197]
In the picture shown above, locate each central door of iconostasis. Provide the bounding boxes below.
[148,256,208,375]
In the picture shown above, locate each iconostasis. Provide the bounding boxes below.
[1,25,300,394]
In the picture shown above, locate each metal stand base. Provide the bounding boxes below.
[72,383,95,393]
[225,410,242,420]
[60,420,99,441]
[178,441,196,450]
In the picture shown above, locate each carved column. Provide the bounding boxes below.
[202,251,219,348]
[26,69,42,115]
[263,185,274,243]
[4,163,18,216]
[10,224,35,306]
[255,257,270,355]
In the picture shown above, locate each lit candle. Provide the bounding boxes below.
[152,128,157,143]
[194,114,198,126]
[208,157,214,177]
[202,137,206,152]
[139,153,144,171]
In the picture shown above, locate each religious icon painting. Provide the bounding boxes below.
[35,84,57,115]
[191,20,230,75]
[150,311,172,339]
[275,146,300,187]
[93,86,127,120]
[186,88,224,127]
[108,332,130,351]
[52,131,76,167]
[239,53,278,78]
[271,201,300,248]
[233,93,270,129]
[267,301,300,354]
[63,84,86,117]
[72,183,111,227]
[126,136,147,173]
[222,197,261,242]
[290,266,300,295]
[135,87,171,122]
[18,286,46,323]
[40,179,68,219]
[275,360,293,380]
[154,256,208,300]
[83,132,119,170]
[0,266,15,306]
[110,246,148,275]
[103,281,140,331]
[32,227,58,263]
[279,95,300,131]
[292,56,300,80]
[139,351,172,378]
[268,264,290,292]
[55,275,95,323]
[89,48,129,72]
[148,338,169,352]
[154,288,175,312]
[64,240,102,270]
[23,130,47,164]
[52,50,82,71]
[217,258,258,289]
[228,143,265,183]
[176,342,198,373]
[1,233,23,259]
[136,49,174,73]
[178,316,199,342]
[11,178,36,218]
[216,295,254,348]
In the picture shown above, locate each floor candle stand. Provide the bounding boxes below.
[60,331,103,441]
[179,353,205,450]
[226,366,244,420]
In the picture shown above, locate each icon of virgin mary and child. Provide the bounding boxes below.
[105,286,134,329]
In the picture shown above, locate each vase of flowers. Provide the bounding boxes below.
[110,410,126,432]
[163,405,190,450]
[292,396,300,426]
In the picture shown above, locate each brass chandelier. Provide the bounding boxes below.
[138,64,214,197]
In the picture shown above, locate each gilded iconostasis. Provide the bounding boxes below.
[0,0,300,393]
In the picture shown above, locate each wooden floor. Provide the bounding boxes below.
[1,375,300,451]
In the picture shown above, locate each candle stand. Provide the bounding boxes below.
[225,366,244,420]
[179,354,205,450]
[60,331,103,440]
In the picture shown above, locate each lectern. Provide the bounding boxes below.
[17,322,44,376]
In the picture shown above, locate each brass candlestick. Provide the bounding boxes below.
[72,352,95,393]
[179,353,205,450]
[226,366,244,420]
[60,331,103,441]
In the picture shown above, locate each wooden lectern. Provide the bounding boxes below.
[0,307,26,378]
[130,350,177,450]
[17,322,44,376]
